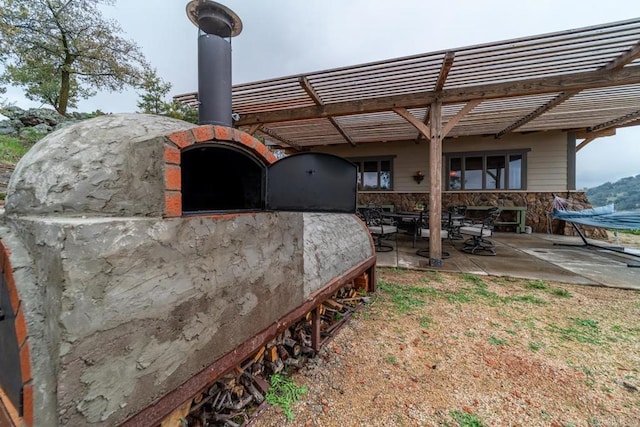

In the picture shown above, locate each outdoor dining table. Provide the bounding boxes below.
[382,211,424,247]
[381,210,468,249]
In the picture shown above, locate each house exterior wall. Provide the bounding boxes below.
[313,131,568,193]
[312,131,605,236]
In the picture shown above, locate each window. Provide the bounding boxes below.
[445,150,528,190]
[349,156,394,191]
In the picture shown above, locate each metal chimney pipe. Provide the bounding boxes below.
[186,1,242,126]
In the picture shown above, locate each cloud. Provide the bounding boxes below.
[3,0,639,189]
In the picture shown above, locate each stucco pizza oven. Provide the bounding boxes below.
[0,113,376,426]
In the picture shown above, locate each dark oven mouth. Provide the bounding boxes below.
[181,143,266,214]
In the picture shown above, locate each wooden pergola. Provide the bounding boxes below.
[175,18,640,266]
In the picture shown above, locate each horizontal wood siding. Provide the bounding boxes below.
[313,131,568,192]
[314,141,431,192]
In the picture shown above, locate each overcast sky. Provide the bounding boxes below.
[3,0,640,189]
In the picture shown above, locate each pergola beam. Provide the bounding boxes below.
[414,52,453,143]
[414,106,430,144]
[576,136,597,152]
[247,123,262,135]
[575,123,619,153]
[393,108,431,141]
[441,99,482,137]
[435,52,455,91]
[604,41,640,71]
[393,104,445,266]
[235,65,640,126]
[574,128,615,139]
[495,91,578,138]
[428,100,443,267]
[621,118,640,128]
[587,109,640,133]
[495,42,640,138]
[257,126,303,151]
[299,76,356,147]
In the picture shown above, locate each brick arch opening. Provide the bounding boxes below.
[181,143,266,213]
[164,125,277,218]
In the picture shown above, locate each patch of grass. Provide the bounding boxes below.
[528,341,544,352]
[526,280,547,290]
[265,373,308,420]
[551,288,572,298]
[550,318,603,345]
[575,318,599,329]
[488,335,508,346]
[0,134,31,163]
[510,295,547,305]
[419,316,432,329]
[450,409,484,426]
[462,273,485,286]
[445,290,473,303]
[421,271,444,283]
[384,355,398,364]
[378,280,429,314]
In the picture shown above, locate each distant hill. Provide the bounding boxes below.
[586,174,640,211]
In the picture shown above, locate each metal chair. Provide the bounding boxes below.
[415,210,451,259]
[362,207,398,252]
[447,205,470,240]
[459,207,502,255]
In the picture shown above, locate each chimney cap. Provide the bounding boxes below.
[186,0,242,37]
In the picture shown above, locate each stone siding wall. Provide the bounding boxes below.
[358,191,607,238]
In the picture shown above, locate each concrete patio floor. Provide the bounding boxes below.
[375,232,640,290]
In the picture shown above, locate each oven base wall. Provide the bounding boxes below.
[2,211,372,426]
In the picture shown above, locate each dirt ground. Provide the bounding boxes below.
[254,266,640,426]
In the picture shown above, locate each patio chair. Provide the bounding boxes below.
[447,205,470,240]
[459,207,502,255]
[415,210,451,259]
[362,207,398,252]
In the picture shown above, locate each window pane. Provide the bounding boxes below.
[465,157,483,190]
[362,161,378,189]
[380,160,391,189]
[486,156,506,189]
[449,158,462,190]
[508,155,523,189]
[356,164,362,189]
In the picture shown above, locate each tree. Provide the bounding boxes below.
[0,0,148,115]
[165,100,198,124]
[137,67,172,115]
[136,67,198,123]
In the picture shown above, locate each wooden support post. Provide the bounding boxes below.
[429,99,443,267]
[311,306,321,352]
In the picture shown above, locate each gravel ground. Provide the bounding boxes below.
[254,265,640,427]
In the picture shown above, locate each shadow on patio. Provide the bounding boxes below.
[375,232,640,290]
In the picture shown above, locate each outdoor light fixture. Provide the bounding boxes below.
[413,171,425,184]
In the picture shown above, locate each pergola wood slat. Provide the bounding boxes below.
[495,40,640,138]
[235,65,640,126]
[175,18,640,145]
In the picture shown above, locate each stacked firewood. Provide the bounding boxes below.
[182,281,369,426]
